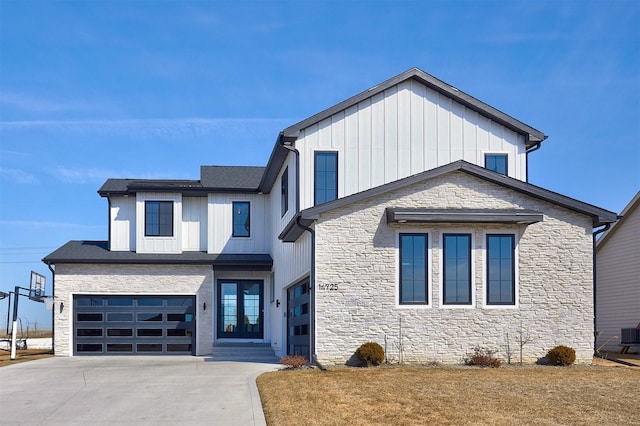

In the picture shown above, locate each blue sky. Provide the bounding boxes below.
[1,1,638,330]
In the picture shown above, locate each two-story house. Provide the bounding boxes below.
[44,68,617,364]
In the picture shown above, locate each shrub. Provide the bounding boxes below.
[279,354,308,369]
[545,345,576,366]
[355,342,385,367]
[464,346,502,368]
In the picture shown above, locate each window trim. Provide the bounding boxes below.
[483,231,519,308]
[314,151,338,206]
[398,233,430,306]
[440,232,475,308]
[232,201,251,238]
[144,200,174,237]
[484,153,508,176]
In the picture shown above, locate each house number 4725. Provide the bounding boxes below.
[318,283,339,291]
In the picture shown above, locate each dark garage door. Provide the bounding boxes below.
[73,295,196,355]
[287,280,310,358]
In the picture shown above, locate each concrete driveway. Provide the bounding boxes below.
[0,356,280,425]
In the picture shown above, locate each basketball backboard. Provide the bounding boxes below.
[29,271,46,302]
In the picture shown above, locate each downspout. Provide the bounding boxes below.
[525,142,542,182]
[295,216,318,367]
[592,222,611,355]
[280,138,300,214]
[46,262,55,355]
[107,197,112,251]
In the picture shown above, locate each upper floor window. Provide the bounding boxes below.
[232,201,250,237]
[314,151,337,205]
[486,234,515,305]
[485,154,507,175]
[443,233,472,305]
[399,233,428,305]
[281,167,289,217]
[145,201,173,237]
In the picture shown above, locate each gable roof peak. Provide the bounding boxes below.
[281,67,546,147]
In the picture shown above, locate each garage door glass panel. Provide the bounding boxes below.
[107,328,133,337]
[77,343,102,352]
[167,344,192,352]
[107,344,133,352]
[77,313,102,322]
[138,313,162,322]
[167,298,193,307]
[138,298,163,306]
[107,313,133,322]
[77,328,102,337]
[76,297,103,306]
[107,297,133,306]
[138,329,163,337]
[137,344,162,352]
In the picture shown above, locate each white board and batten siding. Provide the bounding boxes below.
[136,192,182,254]
[270,159,312,287]
[297,79,527,210]
[207,193,269,254]
[182,197,207,251]
[109,196,136,251]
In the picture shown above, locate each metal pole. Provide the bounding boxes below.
[10,286,19,360]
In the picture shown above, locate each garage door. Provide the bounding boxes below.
[73,295,196,355]
[287,280,310,358]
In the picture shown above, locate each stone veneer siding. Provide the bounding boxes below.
[53,264,213,356]
[313,171,594,365]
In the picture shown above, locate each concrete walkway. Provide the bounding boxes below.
[0,356,280,425]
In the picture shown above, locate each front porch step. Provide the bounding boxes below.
[211,342,279,363]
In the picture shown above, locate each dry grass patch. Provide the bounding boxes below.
[0,329,52,339]
[257,366,640,425]
[0,349,53,367]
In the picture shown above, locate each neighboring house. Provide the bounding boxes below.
[595,191,640,353]
[43,68,617,364]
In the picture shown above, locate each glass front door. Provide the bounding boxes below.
[217,280,263,339]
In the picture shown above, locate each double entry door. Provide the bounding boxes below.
[217,280,263,339]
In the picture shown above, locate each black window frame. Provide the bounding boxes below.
[232,201,251,238]
[314,151,338,206]
[443,233,472,305]
[145,201,174,237]
[486,234,516,305]
[281,167,289,217]
[399,233,429,305]
[484,153,508,175]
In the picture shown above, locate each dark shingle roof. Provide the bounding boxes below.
[200,166,265,190]
[98,166,266,197]
[43,241,273,271]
